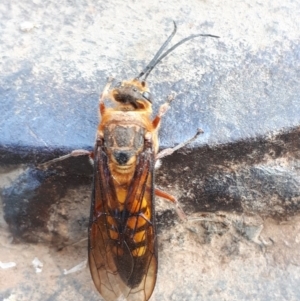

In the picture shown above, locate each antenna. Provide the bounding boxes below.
[136,22,219,81]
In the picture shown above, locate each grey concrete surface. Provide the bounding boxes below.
[0,1,299,150]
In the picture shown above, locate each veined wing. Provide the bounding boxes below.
[88,139,157,301]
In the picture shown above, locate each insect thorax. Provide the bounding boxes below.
[103,123,146,165]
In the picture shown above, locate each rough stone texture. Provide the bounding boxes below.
[1,0,300,300]
[1,1,300,151]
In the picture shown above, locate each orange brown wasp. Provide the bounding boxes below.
[88,22,218,301]
[40,21,218,301]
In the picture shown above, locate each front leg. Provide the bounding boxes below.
[99,77,114,116]
[152,94,174,129]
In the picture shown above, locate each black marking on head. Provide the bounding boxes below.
[114,93,139,109]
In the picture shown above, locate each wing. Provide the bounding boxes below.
[88,138,157,301]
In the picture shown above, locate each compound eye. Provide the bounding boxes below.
[142,91,152,103]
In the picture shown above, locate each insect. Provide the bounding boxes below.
[88,22,219,301]
[39,21,218,301]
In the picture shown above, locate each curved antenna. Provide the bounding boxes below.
[136,22,220,81]
[143,33,219,81]
[136,21,177,79]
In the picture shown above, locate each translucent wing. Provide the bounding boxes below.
[88,139,157,301]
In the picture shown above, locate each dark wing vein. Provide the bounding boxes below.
[88,140,157,301]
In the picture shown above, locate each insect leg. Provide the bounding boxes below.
[155,188,187,221]
[99,77,114,116]
[156,128,203,159]
[152,94,174,129]
[38,149,92,169]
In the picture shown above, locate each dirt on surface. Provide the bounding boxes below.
[1,178,300,301]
